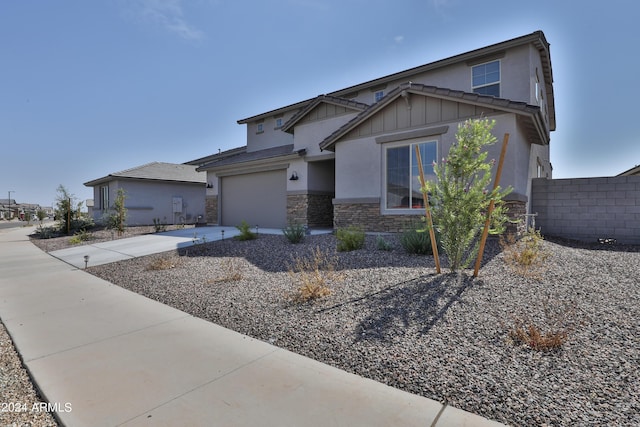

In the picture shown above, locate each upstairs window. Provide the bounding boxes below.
[374,90,384,102]
[256,122,264,133]
[385,141,437,210]
[275,118,283,128]
[472,60,500,97]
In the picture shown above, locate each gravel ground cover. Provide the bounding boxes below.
[79,232,640,426]
[1,320,58,426]
[25,227,640,425]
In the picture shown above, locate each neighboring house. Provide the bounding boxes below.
[618,164,640,176]
[84,162,206,226]
[198,31,555,231]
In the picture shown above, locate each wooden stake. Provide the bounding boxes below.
[473,133,509,277]
[415,146,441,274]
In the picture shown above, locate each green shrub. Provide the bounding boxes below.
[376,235,392,251]
[153,217,167,233]
[69,229,92,245]
[336,226,365,252]
[283,222,306,244]
[400,227,434,255]
[235,220,257,241]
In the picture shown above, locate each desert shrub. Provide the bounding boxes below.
[509,322,568,352]
[376,235,393,251]
[507,297,577,352]
[69,229,93,245]
[400,227,435,255]
[153,217,167,233]
[34,225,58,239]
[235,220,257,241]
[500,228,548,278]
[146,256,180,271]
[208,258,243,283]
[336,226,365,252]
[289,247,341,302]
[283,222,306,244]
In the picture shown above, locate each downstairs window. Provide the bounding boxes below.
[385,141,437,210]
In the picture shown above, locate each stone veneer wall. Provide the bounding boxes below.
[205,195,218,224]
[334,197,528,234]
[333,199,419,232]
[287,193,334,228]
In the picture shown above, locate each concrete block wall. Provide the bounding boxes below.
[531,176,640,244]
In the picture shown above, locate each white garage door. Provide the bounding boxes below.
[220,169,287,229]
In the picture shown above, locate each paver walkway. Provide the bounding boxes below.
[0,226,506,426]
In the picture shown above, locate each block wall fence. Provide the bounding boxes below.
[530,176,640,244]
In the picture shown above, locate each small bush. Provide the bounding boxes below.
[208,258,243,283]
[289,247,341,303]
[336,226,365,252]
[283,222,306,244]
[501,228,548,278]
[509,322,568,352]
[376,235,392,251]
[68,229,93,245]
[400,227,434,255]
[146,256,180,271]
[153,217,167,233]
[35,225,58,239]
[507,297,577,352]
[235,220,257,241]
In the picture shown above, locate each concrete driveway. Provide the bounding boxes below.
[48,226,331,269]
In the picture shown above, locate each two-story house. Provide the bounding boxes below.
[198,30,555,231]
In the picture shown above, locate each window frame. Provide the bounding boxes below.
[471,59,501,97]
[382,138,438,214]
[374,90,384,102]
[100,185,109,211]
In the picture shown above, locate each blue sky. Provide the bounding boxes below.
[2,0,639,207]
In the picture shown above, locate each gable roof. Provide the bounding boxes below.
[617,164,640,176]
[237,31,554,130]
[184,146,247,167]
[281,95,369,133]
[196,144,305,171]
[319,82,547,151]
[84,162,206,187]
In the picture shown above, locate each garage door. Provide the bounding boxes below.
[220,169,287,229]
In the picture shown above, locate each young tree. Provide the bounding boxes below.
[426,118,511,272]
[112,188,127,236]
[55,185,90,234]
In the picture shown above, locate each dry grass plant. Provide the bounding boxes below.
[146,256,181,271]
[288,247,342,302]
[500,228,549,278]
[507,297,578,352]
[208,258,243,284]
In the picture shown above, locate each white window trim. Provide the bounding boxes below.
[381,138,438,215]
[471,59,501,96]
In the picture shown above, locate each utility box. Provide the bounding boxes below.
[172,197,183,214]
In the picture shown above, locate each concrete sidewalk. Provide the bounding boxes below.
[0,226,506,426]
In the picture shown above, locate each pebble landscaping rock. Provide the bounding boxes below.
[1,321,58,427]
[37,230,640,425]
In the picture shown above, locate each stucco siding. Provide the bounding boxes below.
[92,180,205,226]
